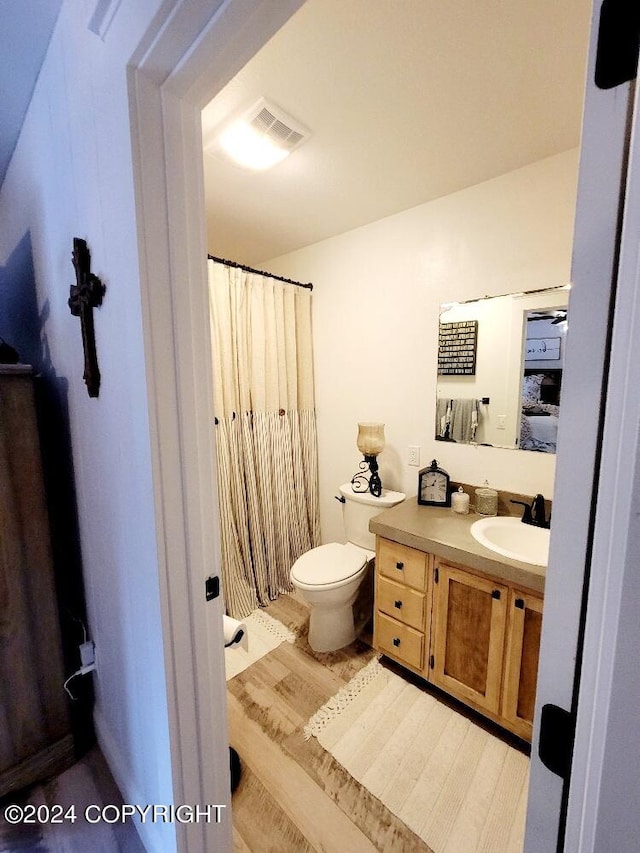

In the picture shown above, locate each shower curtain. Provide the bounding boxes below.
[208,259,321,618]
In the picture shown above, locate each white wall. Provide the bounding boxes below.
[0,3,175,850]
[266,150,578,544]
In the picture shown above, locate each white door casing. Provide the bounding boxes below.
[127,1,305,851]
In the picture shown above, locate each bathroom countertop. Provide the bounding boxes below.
[369,498,545,595]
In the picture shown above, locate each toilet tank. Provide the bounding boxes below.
[338,483,406,550]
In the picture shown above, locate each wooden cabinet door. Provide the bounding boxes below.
[502,589,543,740]
[430,562,507,714]
[0,373,71,795]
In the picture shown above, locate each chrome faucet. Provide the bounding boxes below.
[511,494,550,529]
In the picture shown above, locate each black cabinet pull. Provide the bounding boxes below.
[393,637,401,647]
[492,589,501,600]
[515,597,525,609]
[394,600,403,609]
[396,561,404,570]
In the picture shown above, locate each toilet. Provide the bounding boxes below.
[290,482,405,652]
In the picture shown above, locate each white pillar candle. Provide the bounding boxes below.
[451,486,470,514]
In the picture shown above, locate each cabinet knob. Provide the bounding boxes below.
[396,561,404,570]
[393,637,401,647]
[394,600,403,609]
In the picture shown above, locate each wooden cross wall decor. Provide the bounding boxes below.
[68,238,106,398]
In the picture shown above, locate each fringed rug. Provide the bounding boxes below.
[305,658,529,853]
[225,609,296,680]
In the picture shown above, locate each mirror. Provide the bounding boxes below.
[435,286,569,453]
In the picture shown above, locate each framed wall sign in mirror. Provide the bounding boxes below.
[435,285,569,454]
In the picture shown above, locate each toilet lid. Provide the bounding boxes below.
[291,542,368,586]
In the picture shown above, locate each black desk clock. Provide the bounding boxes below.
[418,459,451,507]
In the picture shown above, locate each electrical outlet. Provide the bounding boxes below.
[408,445,421,467]
[497,415,506,430]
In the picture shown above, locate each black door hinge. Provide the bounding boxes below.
[595,0,640,89]
[538,703,575,780]
[429,654,434,669]
[205,575,220,602]
[434,566,439,584]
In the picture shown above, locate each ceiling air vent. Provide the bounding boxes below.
[248,104,306,153]
[205,99,309,171]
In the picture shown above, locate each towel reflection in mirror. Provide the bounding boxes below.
[436,398,480,443]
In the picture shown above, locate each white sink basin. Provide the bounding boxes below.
[470,516,550,567]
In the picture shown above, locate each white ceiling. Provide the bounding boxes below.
[202,0,592,266]
[0,0,62,188]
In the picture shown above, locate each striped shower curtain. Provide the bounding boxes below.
[208,259,321,618]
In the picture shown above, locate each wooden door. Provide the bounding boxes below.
[430,562,507,714]
[503,590,543,741]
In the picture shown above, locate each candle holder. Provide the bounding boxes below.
[351,423,385,497]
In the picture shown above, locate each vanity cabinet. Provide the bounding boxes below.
[430,562,507,716]
[373,536,543,742]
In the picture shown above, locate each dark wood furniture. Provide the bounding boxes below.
[0,367,73,796]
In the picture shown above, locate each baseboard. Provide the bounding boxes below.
[94,708,177,853]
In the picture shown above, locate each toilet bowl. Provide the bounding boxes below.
[290,483,405,652]
[291,542,372,652]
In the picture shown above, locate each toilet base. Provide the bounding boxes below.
[308,603,356,653]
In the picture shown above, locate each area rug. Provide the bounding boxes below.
[305,657,529,853]
[225,609,296,680]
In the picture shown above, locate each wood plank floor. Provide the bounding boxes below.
[230,594,529,853]
[229,595,432,852]
[1,593,527,852]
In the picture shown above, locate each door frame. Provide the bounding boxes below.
[524,2,636,848]
[127,2,305,851]
[562,73,640,853]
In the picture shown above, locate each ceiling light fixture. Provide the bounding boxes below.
[206,99,309,172]
[218,121,290,171]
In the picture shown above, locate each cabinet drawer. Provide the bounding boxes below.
[377,538,427,591]
[377,576,425,630]
[376,612,424,670]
